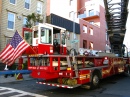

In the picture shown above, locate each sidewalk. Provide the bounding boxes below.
[0,74,34,83]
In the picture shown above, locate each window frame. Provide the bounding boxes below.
[89,21,94,25]
[40,27,52,44]
[83,40,87,48]
[7,12,15,30]
[25,0,31,10]
[89,27,93,35]
[9,0,16,5]
[23,17,27,27]
[24,31,32,45]
[83,25,87,33]
[89,41,93,50]
[89,9,94,16]
[37,1,43,14]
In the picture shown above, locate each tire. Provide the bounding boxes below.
[124,65,130,76]
[90,72,100,89]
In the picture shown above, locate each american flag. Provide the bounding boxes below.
[0,31,30,66]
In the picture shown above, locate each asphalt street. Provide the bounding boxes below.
[0,74,130,97]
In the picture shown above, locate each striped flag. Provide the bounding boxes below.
[0,31,30,66]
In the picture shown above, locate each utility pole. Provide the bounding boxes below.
[71,6,87,55]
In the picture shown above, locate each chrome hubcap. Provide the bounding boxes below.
[93,75,99,86]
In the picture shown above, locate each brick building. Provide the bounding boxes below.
[78,0,106,51]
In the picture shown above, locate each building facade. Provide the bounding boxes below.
[78,0,106,51]
[0,0,47,51]
[46,0,106,52]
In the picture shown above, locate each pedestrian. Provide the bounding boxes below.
[4,63,14,78]
[4,63,8,78]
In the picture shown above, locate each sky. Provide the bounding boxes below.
[123,2,130,51]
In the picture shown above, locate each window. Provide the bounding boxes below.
[37,2,42,14]
[25,0,30,9]
[89,28,93,35]
[23,17,27,27]
[40,27,52,44]
[89,42,93,50]
[10,0,16,4]
[83,25,87,33]
[83,40,87,48]
[89,21,94,25]
[89,9,94,16]
[8,12,15,30]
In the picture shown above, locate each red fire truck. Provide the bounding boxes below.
[21,23,130,89]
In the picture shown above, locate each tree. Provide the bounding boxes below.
[25,13,43,28]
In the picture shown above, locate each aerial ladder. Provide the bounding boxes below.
[104,0,129,57]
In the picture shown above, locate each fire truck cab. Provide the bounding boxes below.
[23,23,67,55]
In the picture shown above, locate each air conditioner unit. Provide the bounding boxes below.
[17,16,22,20]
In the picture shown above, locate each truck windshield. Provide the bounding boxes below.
[40,27,52,44]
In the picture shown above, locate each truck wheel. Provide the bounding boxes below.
[90,73,100,89]
[124,65,130,76]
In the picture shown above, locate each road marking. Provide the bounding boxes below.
[0,88,6,90]
[0,91,14,95]
[10,94,27,97]
[0,86,47,97]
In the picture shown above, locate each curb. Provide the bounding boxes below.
[0,74,34,83]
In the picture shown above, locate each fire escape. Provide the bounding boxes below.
[104,0,129,56]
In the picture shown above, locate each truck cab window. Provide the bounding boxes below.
[24,31,32,45]
[41,28,45,36]
[40,27,52,44]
